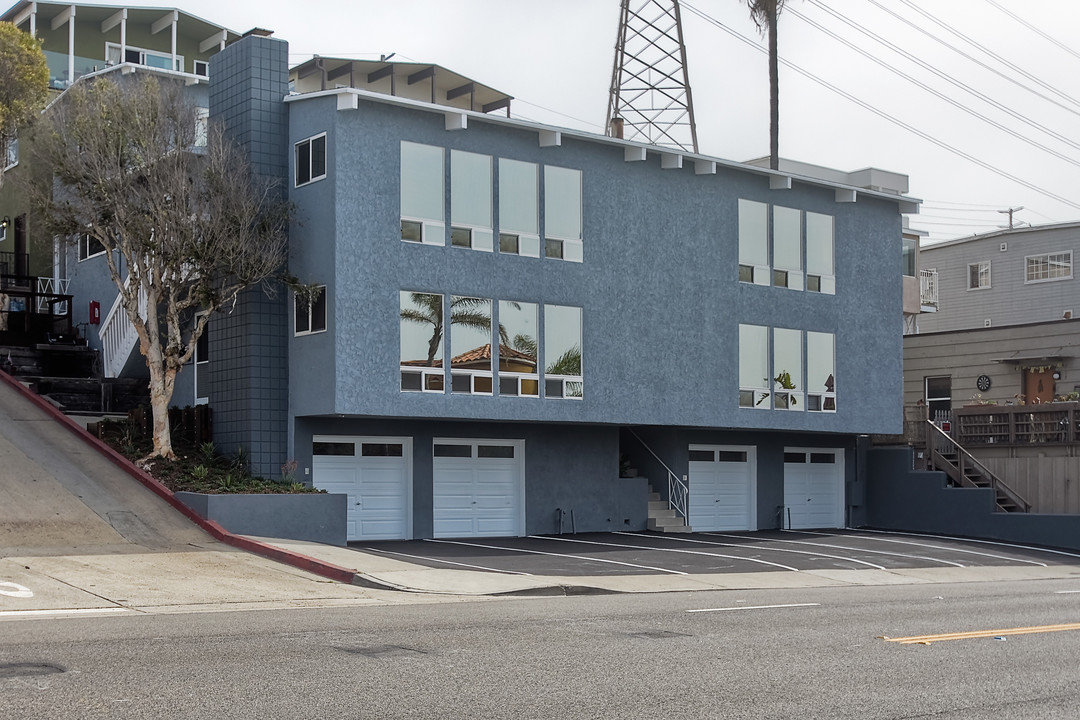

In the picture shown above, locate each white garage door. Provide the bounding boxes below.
[687,445,757,532]
[783,448,845,530]
[433,439,524,538]
[312,436,412,541]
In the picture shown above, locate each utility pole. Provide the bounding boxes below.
[606,0,699,152]
[998,206,1023,229]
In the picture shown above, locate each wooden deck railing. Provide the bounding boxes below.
[953,402,1080,446]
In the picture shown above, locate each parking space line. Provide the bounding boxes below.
[0,607,131,618]
[797,530,1048,567]
[426,539,689,575]
[1054,590,1080,594]
[535,535,800,572]
[705,532,967,568]
[617,533,887,570]
[687,603,820,613]
[362,547,533,575]
[857,528,1080,560]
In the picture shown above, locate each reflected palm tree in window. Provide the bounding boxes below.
[400,293,492,367]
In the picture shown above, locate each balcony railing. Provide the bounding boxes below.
[953,402,1080,446]
[919,268,938,308]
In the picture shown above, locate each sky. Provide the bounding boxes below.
[124,0,1080,244]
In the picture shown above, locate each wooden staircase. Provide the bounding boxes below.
[926,422,1030,513]
[647,484,692,533]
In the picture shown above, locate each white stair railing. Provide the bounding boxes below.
[100,279,147,378]
[36,277,70,314]
[626,428,690,524]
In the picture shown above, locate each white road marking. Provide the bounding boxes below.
[426,539,689,575]
[0,607,130,618]
[857,528,1080,560]
[796,529,1048,567]
[687,603,820,613]
[536,535,800,572]
[0,582,34,598]
[704,531,967,568]
[1055,590,1080,594]
[615,532,888,570]
[362,547,532,575]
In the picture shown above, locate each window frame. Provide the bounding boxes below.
[294,133,327,188]
[400,141,446,246]
[4,137,17,171]
[294,285,327,336]
[967,260,991,290]
[1024,251,1072,284]
[77,233,106,262]
[543,166,584,263]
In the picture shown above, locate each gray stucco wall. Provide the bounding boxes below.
[175,490,346,545]
[287,94,905,440]
[918,225,1080,333]
[866,446,1080,551]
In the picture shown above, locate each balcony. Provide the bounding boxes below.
[953,402,1080,446]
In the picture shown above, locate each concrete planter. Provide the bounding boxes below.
[175,491,347,546]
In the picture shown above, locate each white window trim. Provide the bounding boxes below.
[4,137,17,171]
[194,60,209,77]
[450,223,494,252]
[968,260,992,290]
[105,42,184,72]
[450,369,494,395]
[194,311,209,406]
[294,132,327,188]
[77,234,106,263]
[294,285,327,336]
[498,370,540,397]
[1024,251,1073,285]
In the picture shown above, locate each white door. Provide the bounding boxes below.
[687,445,757,531]
[783,448,845,529]
[433,439,524,538]
[312,436,412,541]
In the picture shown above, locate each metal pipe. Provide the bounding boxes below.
[571,509,577,534]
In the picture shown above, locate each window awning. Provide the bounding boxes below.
[991,349,1067,363]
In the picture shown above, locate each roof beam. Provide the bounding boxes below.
[539,130,561,147]
[50,4,74,31]
[407,66,435,85]
[694,160,716,175]
[13,3,36,30]
[446,82,474,101]
[326,62,353,82]
[151,10,178,35]
[481,97,511,114]
[661,153,683,170]
[445,111,467,131]
[367,64,393,83]
[101,8,125,33]
[199,29,227,54]
[625,146,646,162]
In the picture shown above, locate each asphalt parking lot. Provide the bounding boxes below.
[352,529,1080,577]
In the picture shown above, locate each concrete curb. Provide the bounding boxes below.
[0,370,361,587]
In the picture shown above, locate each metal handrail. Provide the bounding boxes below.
[626,428,689,522]
[925,420,1030,512]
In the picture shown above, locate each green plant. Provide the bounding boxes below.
[215,473,236,491]
[280,459,298,484]
[191,464,209,481]
[231,446,248,473]
[199,441,216,462]
[289,482,306,493]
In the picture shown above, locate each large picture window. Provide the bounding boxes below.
[544,166,583,262]
[1025,252,1072,283]
[294,133,326,187]
[738,199,769,285]
[400,142,445,245]
[449,296,494,394]
[498,159,540,258]
[450,150,493,252]
[806,331,836,412]
[543,304,583,398]
[400,292,445,392]
[772,206,803,290]
[805,212,835,294]
[498,300,539,396]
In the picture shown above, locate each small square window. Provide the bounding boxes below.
[499,233,520,254]
[295,285,327,335]
[78,233,106,262]
[545,238,564,259]
[773,269,789,288]
[807,275,821,292]
[738,265,754,283]
[451,227,473,248]
[401,220,422,243]
[968,261,991,290]
[295,133,327,187]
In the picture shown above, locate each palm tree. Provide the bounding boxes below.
[744,0,788,171]
[400,294,491,366]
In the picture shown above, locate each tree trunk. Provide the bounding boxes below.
[142,319,177,460]
[768,5,779,171]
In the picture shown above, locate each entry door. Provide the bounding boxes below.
[1024,369,1055,404]
[783,448,845,529]
[312,436,412,541]
[687,445,757,531]
[433,439,524,538]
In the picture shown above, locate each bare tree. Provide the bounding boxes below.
[27,74,289,460]
[743,0,788,170]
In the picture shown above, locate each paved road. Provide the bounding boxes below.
[3,577,1080,719]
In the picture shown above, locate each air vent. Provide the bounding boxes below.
[1000,242,1008,252]
[984,319,992,327]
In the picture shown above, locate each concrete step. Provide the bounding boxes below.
[648,500,671,513]
[648,517,692,533]
[648,492,661,502]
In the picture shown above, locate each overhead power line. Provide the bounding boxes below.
[679,1,1080,211]
[984,0,1080,65]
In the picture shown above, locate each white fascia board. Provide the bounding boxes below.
[51,4,74,31]
[285,88,921,211]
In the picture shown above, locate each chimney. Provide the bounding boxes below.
[609,116,624,140]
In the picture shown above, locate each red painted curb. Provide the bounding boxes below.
[0,370,360,586]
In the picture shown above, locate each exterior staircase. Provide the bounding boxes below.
[647,484,692,533]
[926,421,1030,513]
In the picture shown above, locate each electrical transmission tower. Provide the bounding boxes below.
[606,0,699,153]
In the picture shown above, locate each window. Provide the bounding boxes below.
[400,142,445,245]
[400,292,445,392]
[449,296,493,394]
[738,324,769,408]
[295,133,326,187]
[806,212,835,294]
[901,236,917,277]
[968,261,991,290]
[106,42,184,72]
[294,286,327,335]
[194,312,210,405]
[544,304,583,398]
[194,60,209,77]
[450,150,493,252]
[4,137,17,170]
[773,327,803,410]
[78,233,106,261]
[498,159,540,257]
[738,199,769,285]
[772,206,803,290]
[498,300,539,396]
[544,166,583,262]
[806,331,836,412]
[1026,252,1072,283]
[925,376,951,418]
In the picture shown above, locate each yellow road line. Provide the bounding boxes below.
[881,623,1080,645]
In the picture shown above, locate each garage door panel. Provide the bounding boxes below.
[784,448,844,529]
[433,440,523,538]
[313,436,411,541]
[688,446,756,532]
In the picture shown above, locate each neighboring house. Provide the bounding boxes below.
[901,223,1080,514]
[7,4,923,541]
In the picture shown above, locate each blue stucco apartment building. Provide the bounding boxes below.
[59,25,918,541]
